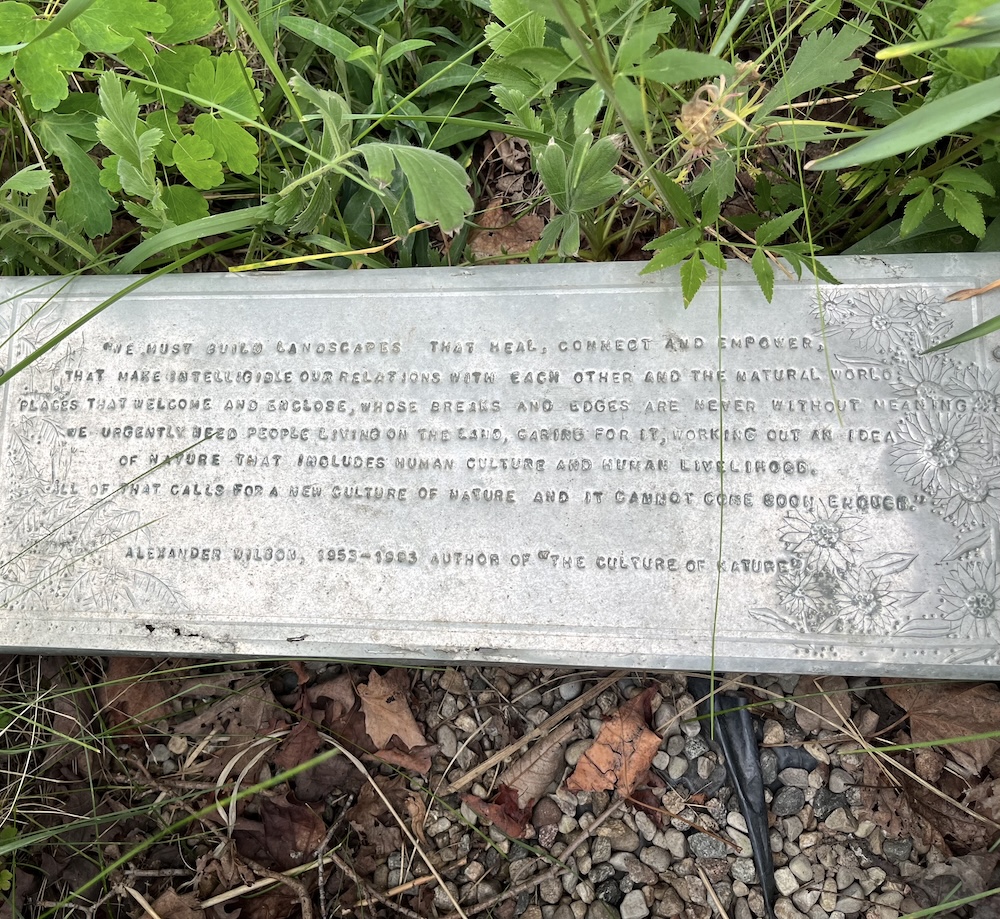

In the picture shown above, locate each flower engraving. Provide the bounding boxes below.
[778,502,865,572]
[938,564,1000,642]
[897,289,945,327]
[890,355,955,403]
[841,290,910,353]
[933,471,1000,530]
[835,568,899,634]
[891,411,986,492]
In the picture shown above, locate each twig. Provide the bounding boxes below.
[696,863,732,919]
[199,853,340,909]
[444,670,628,795]
[327,849,426,919]
[353,856,470,907]
[122,886,165,919]
[242,856,314,919]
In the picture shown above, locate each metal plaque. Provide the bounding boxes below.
[2,255,999,675]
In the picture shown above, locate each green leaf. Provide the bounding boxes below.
[558,212,581,257]
[96,72,162,200]
[808,74,1000,169]
[699,240,725,270]
[942,186,987,236]
[615,7,676,69]
[485,0,546,55]
[939,164,994,194]
[680,252,707,305]
[641,226,702,273]
[901,187,936,236]
[145,45,212,112]
[162,184,209,223]
[36,110,115,235]
[573,84,604,138]
[0,2,34,64]
[651,170,695,225]
[69,0,170,52]
[173,133,223,188]
[755,23,870,122]
[751,247,775,301]
[1,164,51,194]
[635,49,735,85]
[187,51,263,120]
[900,175,931,196]
[14,29,82,111]
[158,0,217,42]
[925,313,1000,353]
[382,38,434,65]
[362,143,472,232]
[755,207,804,245]
[536,139,569,212]
[280,14,372,74]
[570,135,623,212]
[193,113,258,174]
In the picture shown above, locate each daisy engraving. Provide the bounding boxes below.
[933,471,1000,529]
[938,564,1000,642]
[778,502,865,572]
[890,355,955,403]
[812,289,857,325]
[841,290,909,353]
[835,568,898,635]
[891,411,986,492]
[897,289,945,328]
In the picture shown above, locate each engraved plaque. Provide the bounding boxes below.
[2,255,999,675]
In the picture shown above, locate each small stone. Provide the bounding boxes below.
[779,768,810,788]
[760,748,779,785]
[596,878,624,907]
[667,756,688,781]
[798,831,822,849]
[881,838,912,863]
[635,810,657,841]
[824,808,858,833]
[698,756,715,779]
[661,829,686,859]
[835,882,865,914]
[475,880,500,903]
[598,819,641,852]
[589,863,615,884]
[689,834,728,859]
[763,719,785,745]
[588,902,620,919]
[774,899,808,919]
[773,786,806,817]
[735,899,753,919]
[559,815,579,835]
[620,890,650,919]
[812,788,847,821]
[728,811,749,832]
[728,829,753,858]
[539,877,563,904]
[653,751,670,771]
[775,867,800,897]
[576,881,596,904]
[560,678,584,700]
[436,724,458,758]
[554,905,576,919]
[609,852,657,886]
[567,738,592,766]
[533,798,563,830]
[789,855,813,882]
[655,702,679,733]
[434,881,460,909]
[793,889,821,912]
[685,736,709,758]
[829,768,854,794]
[639,847,670,873]
[731,858,758,884]
[592,837,612,863]
[666,734,686,756]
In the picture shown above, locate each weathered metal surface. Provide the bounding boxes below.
[1,255,999,674]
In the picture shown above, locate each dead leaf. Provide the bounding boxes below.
[147,889,205,919]
[500,721,577,809]
[405,792,429,847]
[463,784,534,838]
[946,278,1000,302]
[469,198,544,259]
[99,657,176,740]
[346,775,410,840]
[565,687,661,796]
[884,680,1000,774]
[793,675,851,734]
[356,669,427,750]
[369,745,433,774]
[261,794,326,870]
[272,721,322,772]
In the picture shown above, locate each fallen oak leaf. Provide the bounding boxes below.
[499,721,577,809]
[566,686,661,796]
[357,669,427,750]
[463,784,534,838]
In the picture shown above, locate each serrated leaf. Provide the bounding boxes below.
[864,552,917,576]
[900,175,931,195]
[615,7,676,69]
[652,170,695,225]
[751,247,775,301]
[485,0,546,55]
[635,48,735,85]
[701,182,721,224]
[680,252,707,305]
[699,240,725,270]
[939,164,994,194]
[755,23,870,122]
[158,0,217,42]
[187,50,262,120]
[173,133,223,188]
[755,207,804,246]
[362,143,472,232]
[809,74,1000,169]
[96,72,162,200]
[943,186,986,236]
[0,164,51,195]
[146,44,212,111]
[69,0,170,52]
[193,113,258,174]
[900,187,935,237]
[14,29,82,111]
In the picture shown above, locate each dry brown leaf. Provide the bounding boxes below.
[99,657,176,740]
[405,792,429,846]
[793,675,851,733]
[565,686,661,796]
[370,745,434,774]
[260,793,327,870]
[272,721,322,772]
[469,198,544,259]
[356,669,427,750]
[499,721,577,809]
[147,889,205,919]
[463,784,534,838]
[884,680,1000,774]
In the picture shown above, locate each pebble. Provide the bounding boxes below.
[598,820,641,852]
[667,756,688,780]
[661,829,686,859]
[619,890,649,919]
[688,834,728,859]
[789,854,814,882]
[639,846,670,872]
[654,702,679,733]
[728,828,753,857]
[540,877,564,904]
[779,768,810,788]
[774,867,800,896]
[764,719,785,745]
[566,738,592,767]
[824,808,858,833]
[731,858,757,884]
[812,787,847,820]
[609,852,657,885]
[559,679,584,700]
[591,837,612,863]
[773,786,806,817]
[882,838,912,863]
[760,748,779,785]
[774,899,808,919]
[829,768,854,793]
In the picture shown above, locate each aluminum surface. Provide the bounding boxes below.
[2,255,999,674]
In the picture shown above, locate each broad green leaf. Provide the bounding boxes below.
[485,0,546,55]
[808,74,1000,169]
[680,252,707,305]
[187,51,262,121]
[173,133,223,188]
[145,108,183,164]
[193,113,258,174]
[701,182,721,225]
[362,143,472,231]
[414,61,484,94]
[651,170,695,225]
[615,7,676,69]
[939,164,994,193]
[382,38,434,65]
[573,84,604,138]
[558,212,581,257]
[290,74,352,158]
[0,3,34,64]
[755,23,870,122]
[641,226,702,273]
[755,207,804,246]
[570,136,622,212]
[69,0,170,52]
[15,30,82,111]
[900,175,931,195]
[942,186,986,235]
[536,139,569,212]
[503,47,574,84]
[36,110,115,235]
[163,184,209,223]
[751,247,775,301]
[611,72,645,130]
[360,143,397,188]
[1,165,52,195]
[699,240,725,270]
[158,0,217,42]
[146,45,212,112]
[280,15,371,73]
[800,0,841,34]
[900,187,935,236]
[635,49,735,85]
